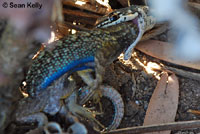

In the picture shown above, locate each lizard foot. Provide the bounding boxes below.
[78,85,124,131]
[92,89,103,112]
[66,92,105,130]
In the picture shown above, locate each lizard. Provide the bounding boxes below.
[24,5,156,97]
[15,74,123,131]
[78,85,124,130]
[19,5,156,131]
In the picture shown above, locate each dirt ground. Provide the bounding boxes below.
[86,1,200,133]
[9,46,200,134]
[6,29,200,134]
[96,30,200,134]
[2,1,200,133]
[107,50,200,134]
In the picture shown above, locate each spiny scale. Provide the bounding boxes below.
[26,31,101,96]
[25,23,139,97]
[24,5,155,130]
[25,5,156,98]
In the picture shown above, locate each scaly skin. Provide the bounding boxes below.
[24,5,155,97]
[15,75,101,132]
[25,23,140,97]
[15,75,124,130]
[78,85,124,130]
[22,5,156,130]
[15,74,73,125]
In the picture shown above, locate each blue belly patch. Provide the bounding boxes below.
[40,56,95,89]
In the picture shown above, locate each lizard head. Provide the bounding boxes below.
[96,5,156,60]
[96,5,156,32]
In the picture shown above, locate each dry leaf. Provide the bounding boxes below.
[143,72,179,134]
[136,40,200,70]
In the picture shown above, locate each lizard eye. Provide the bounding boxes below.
[110,14,120,22]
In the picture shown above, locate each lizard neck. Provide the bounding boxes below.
[96,23,139,63]
[105,22,139,50]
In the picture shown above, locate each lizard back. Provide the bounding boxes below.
[25,23,139,96]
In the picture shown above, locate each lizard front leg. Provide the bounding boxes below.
[77,53,106,103]
[77,69,94,88]
[77,67,103,105]
[92,47,107,92]
[94,56,105,91]
[92,56,105,104]
[77,59,105,91]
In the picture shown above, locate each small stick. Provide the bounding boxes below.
[188,109,200,115]
[62,0,111,15]
[188,2,200,19]
[141,23,169,41]
[59,22,91,31]
[104,120,200,134]
[163,66,200,81]
[65,15,96,25]
[188,2,200,11]
[117,0,129,7]
[63,9,101,19]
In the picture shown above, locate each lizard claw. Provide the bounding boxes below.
[66,92,105,130]
[79,85,125,130]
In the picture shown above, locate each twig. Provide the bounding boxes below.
[63,8,100,25]
[104,120,200,134]
[188,109,200,115]
[63,9,101,19]
[77,0,111,9]
[59,21,91,31]
[141,23,169,41]
[64,14,97,25]
[52,0,64,22]
[188,2,200,19]
[163,65,200,81]
[62,0,111,15]
[188,2,200,11]
[55,22,70,37]
[117,0,129,7]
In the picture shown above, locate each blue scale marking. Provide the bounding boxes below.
[40,56,95,89]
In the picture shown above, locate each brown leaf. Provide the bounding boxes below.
[136,40,200,70]
[143,72,179,134]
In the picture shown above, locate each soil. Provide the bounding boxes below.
[8,44,200,134]
[96,29,200,134]
[5,25,200,134]
[2,1,200,133]
[80,41,200,133]
[102,49,200,134]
